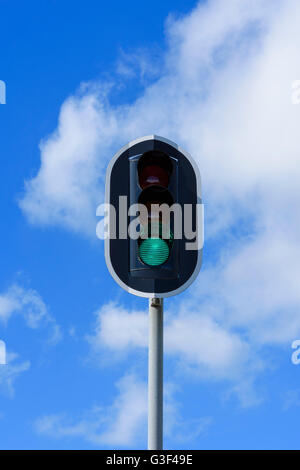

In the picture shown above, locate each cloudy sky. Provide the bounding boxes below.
[1,0,300,449]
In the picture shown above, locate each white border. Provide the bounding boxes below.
[105,135,203,298]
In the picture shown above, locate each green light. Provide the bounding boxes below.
[139,238,170,266]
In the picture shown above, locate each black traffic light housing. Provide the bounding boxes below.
[105,135,203,298]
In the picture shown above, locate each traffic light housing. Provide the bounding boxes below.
[105,135,203,298]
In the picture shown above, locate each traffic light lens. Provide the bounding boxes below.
[139,165,169,189]
[138,186,174,212]
[139,238,170,266]
[138,151,173,190]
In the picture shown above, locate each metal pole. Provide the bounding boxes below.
[148,297,163,450]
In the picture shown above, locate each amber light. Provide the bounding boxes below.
[138,186,174,222]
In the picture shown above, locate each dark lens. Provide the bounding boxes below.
[138,186,174,215]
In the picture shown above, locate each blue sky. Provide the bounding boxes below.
[1,0,300,450]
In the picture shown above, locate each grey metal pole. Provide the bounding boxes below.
[148,297,163,450]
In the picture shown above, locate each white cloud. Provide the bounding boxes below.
[87,301,261,406]
[88,302,148,352]
[19,0,300,339]
[0,284,46,327]
[19,90,119,237]
[0,284,62,344]
[19,0,279,237]
[199,231,300,345]
[0,352,30,397]
[165,311,248,379]
[98,373,147,446]
[89,301,249,377]
[35,372,211,447]
[0,284,61,397]
[283,389,300,410]
[18,0,300,407]
[0,294,20,323]
[164,381,212,444]
[35,373,147,447]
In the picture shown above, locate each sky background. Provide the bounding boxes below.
[1,0,300,450]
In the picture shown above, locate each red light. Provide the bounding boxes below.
[138,151,173,190]
[139,165,169,189]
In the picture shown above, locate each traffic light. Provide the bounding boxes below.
[104,135,203,298]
